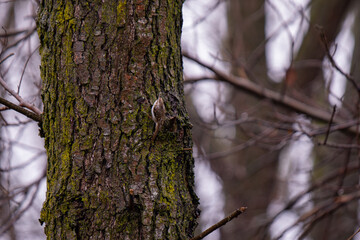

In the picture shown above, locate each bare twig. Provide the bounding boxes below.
[1,26,37,52]
[0,76,42,115]
[184,75,216,83]
[0,53,14,65]
[0,151,45,172]
[346,226,360,240]
[190,207,247,240]
[323,105,337,144]
[260,163,360,239]
[297,191,360,240]
[0,172,44,236]
[207,128,275,160]
[317,26,360,93]
[0,96,41,122]
[183,0,223,30]
[0,28,29,38]
[18,45,40,94]
[309,120,359,136]
[317,142,360,149]
[183,52,342,124]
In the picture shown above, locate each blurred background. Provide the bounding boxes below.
[1,0,360,239]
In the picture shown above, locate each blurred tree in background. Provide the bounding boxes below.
[183,0,360,239]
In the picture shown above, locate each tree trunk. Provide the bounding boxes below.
[37,0,199,239]
[215,1,277,239]
[295,0,353,98]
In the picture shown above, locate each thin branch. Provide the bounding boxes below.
[0,151,45,172]
[183,0,223,30]
[0,173,44,236]
[18,45,40,94]
[309,120,359,136]
[1,26,37,52]
[207,128,275,160]
[323,105,337,144]
[0,28,29,38]
[261,162,360,239]
[317,142,360,149]
[182,52,344,125]
[317,26,360,93]
[190,207,247,240]
[0,75,42,115]
[297,191,360,240]
[0,96,41,122]
[0,53,14,65]
[346,226,360,240]
[184,75,216,83]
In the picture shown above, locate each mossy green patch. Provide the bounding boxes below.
[117,1,127,26]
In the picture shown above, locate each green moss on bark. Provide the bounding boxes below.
[38,0,198,239]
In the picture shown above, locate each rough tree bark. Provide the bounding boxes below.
[37,0,199,239]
